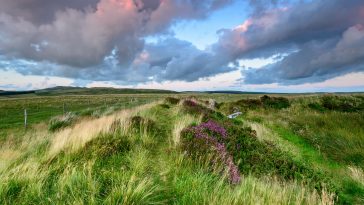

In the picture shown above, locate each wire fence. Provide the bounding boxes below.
[0,96,160,131]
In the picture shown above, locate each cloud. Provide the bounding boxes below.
[0,0,232,82]
[0,70,74,90]
[0,0,100,25]
[133,38,234,82]
[220,0,364,84]
[0,37,235,83]
[236,72,364,93]
[1,0,363,87]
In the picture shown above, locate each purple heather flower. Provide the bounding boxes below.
[186,121,240,184]
[183,100,197,107]
[202,120,228,138]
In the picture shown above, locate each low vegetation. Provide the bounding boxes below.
[218,95,291,114]
[48,112,77,132]
[0,93,363,204]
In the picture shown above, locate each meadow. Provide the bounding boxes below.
[0,92,363,204]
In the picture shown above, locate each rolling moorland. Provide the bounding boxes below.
[0,89,363,204]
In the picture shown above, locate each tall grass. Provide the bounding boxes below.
[242,95,364,203]
[0,99,336,204]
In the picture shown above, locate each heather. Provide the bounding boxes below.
[181,120,240,184]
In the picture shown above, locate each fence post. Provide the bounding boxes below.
[24,109,27,129]
[63,102,65,114]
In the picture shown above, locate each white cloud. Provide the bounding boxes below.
[0,70,74,90]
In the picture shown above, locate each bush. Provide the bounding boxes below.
[321,95,363,112]
[182,100,213,116]
[218,96,290,114]
[236,99,262,109]
[307,102,326,112]
[48,112,77,132]
[158,104,170,109]
[260,95,290,109]
[164,97,180,105]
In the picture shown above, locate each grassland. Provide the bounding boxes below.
[0,92,363,204]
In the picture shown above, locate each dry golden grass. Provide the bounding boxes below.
[171,114,197,147]
[48,103,156,158]
[0,148,20,171]
[348,166,364,186]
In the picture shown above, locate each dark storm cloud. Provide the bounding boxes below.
[224,0,364,84]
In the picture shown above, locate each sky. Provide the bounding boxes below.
[0,0,363,92]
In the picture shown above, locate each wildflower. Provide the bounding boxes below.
[183,100,197,107]
[199,120,228,139]
[183,120,240,184]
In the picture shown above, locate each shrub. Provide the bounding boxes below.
[260,95,290,109]
[164,97,180,105]
[182,100,214,116]
[158,104,170,109]
[321,95,342,111]
[183,99,197,107]
[218,96,290,114]
[321,95,363,112]
[48,112,77,132]
[236,99,262,109]
[307,102,326,112]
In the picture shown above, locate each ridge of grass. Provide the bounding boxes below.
[0,98,339,204]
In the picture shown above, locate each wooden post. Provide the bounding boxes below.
[24,109,27,129]
[63,102,66,114]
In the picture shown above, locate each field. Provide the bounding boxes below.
[0,91,363,204]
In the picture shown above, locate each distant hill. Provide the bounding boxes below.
[0,86,177,97]
[0,90,36,96]
[201,90,268,94]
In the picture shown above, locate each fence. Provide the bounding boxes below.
[0,96,158,131]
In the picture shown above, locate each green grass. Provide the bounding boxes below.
[270,125,364,204]
[238,95,364,204]
[0,95,163,141]
[0,96,337,204]
[2,94,364,204]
